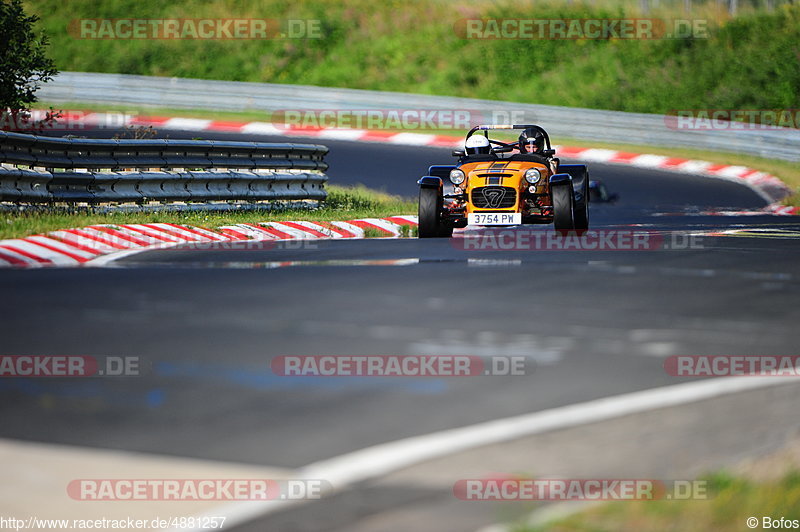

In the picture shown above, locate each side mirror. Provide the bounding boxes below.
[542,149,555,157]
[452,150,465,157]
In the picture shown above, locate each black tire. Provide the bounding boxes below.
[561,165,589,231]
[418,186,442,238]
[552,183,575,231]
[573,201,588,231]
[572,171,589,231]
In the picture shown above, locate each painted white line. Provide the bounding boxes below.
[99,225,168,245]
[240,122,284,135]
[329,221,366,237]
[352,218,403,235]
[181,376,799,531]
[315,129,368,141]
[631,154,669,168]
[713,165,750,179]
[48,230,119,254]
[72,227,141,249]
[267,222,323,239]
[161,118,213,130]
[0,245,43,267]
[180,225,228,241]
[122,224,185,243]
[572,148,619,162]
[147,223,210,241]
[0,240,79,265]
[226,224,281,240]
[388,133,439,145]
[216,225,253,240]
[289,221,345,238]
[24,236,98,259]
[675,160,713,174]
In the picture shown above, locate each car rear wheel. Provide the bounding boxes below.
[552,183,575,231]
[572,173,589,231]
[560,165,589,231]
[419,186,444,238]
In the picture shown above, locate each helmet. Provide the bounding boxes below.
[465,135,491,155]
[518,128,545,154]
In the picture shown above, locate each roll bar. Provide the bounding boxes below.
[465,124,552,151]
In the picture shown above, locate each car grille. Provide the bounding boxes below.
[471,186,517,209]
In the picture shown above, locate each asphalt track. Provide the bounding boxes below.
[1,127,799,530]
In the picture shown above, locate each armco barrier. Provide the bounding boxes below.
[0,129,329,204]
[37,71,800,163]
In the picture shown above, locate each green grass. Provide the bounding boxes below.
[518,471,800,532]
[21,0,800,115]
[0,184,415,240]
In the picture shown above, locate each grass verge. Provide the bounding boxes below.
[519,471,800,532]
[0,185,416,240]
[23,0,800,115]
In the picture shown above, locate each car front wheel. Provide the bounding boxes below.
[418,186,445,238]
[552,183,576,231]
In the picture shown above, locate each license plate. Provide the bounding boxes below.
[468,213,522,226]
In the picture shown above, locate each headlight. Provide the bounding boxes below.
[449,169,465,185]
[525,168,542,184]
[524,168,541,184]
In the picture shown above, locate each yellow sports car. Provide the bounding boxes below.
[417,124,589,238]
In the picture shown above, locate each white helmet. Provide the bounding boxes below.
[465,135,491,155]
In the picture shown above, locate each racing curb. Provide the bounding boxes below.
[32,110,799,214]
[0,216,418,268]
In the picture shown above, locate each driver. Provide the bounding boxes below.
[518,127,558,174]
[518,128,545,155]
[464,134,492,155]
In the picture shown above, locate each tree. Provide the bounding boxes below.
[0,0,59,131]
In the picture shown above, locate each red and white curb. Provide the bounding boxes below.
[28,110,798,212]
[0,216,418,268]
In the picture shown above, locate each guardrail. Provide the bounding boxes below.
[38,71,800,163]
[0,130,328,204]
